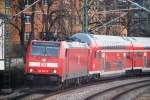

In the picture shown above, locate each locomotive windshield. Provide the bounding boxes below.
[31,42,60,57]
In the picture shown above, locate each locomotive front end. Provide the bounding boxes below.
[25,41,63,87]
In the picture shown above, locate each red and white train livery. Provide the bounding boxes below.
[25,33,150,87]
[25,40,89,85]
[71,33,150,76]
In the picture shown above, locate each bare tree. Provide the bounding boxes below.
[38,0,83,40]
[7,1,26,60]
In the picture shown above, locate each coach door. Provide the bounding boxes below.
[144,52,150,68]
[102,52,113,72]
[133,52,144,69]
[114,52,124,71]
[102,52,105,72]
[64,49,69,80]
[94,50,102,72]
[147,52,150,67]
[125,52,133,71]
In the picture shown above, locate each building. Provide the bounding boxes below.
[23,0,83,41]
[88,0,150,36]
[0,0,21,43]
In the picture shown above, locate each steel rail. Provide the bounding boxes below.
[5,75,150,100]
[85,79,150,100]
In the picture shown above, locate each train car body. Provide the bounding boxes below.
[64,48,89,80]
[25,33,150,89]
[71,33,150,76]
[129,37,150,72]
[25,40,89,86]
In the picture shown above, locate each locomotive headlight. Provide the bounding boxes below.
[43,59,46,62]
[29,62,40,67]
[53,70,57,73]
[29,69,33,72]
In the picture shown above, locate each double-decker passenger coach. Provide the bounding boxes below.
[71,33,150,77]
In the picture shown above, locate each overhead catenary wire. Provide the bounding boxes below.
[127,0,150,13]
[14,0,41,17]
[91,12,128,32]
[91,0,150,32]
[1,0,150,31]
[96,8,142,14]
[0,0,41,27]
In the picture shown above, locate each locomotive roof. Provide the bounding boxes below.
[71,33,131,48]
[31,40,88,48]
[65,41,89,48]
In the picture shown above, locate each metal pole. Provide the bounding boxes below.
[31,3,35,40]
[83,0,88,33]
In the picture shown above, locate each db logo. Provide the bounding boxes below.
[41,63,47,67]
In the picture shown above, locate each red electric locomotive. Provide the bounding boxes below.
[25,40,89,88]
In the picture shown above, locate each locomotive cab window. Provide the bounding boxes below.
[31,42,60,57]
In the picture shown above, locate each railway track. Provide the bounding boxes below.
[42,76,150,100]
[1,75,150,100]
[85,80,150,100]
[112,83,150,100]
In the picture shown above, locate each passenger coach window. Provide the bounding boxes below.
[97,52,101,59]
[126,52,130,59]
[94,51,101,59]
[94,51,96,59]
[137,52,143,60]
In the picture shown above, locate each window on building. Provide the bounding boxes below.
[5,0,11,8]
[72,16,80,25]
[25,0,34,7]
[42,0,48,5]
[42,0,51,5]
[24,32,31,41]
[25,15,31,24]
[5,32,10,39]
